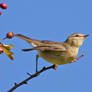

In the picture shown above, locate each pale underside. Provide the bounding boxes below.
[38,47,78,65]
[30,42,79,65]
[38,51,73,65]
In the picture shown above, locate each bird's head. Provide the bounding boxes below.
[65,33,89,47]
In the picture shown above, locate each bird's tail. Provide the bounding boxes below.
[15,34,38,47]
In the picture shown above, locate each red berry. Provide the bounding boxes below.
[0,47,3,54]
[0,11,2,15]
[0,3,7,9]
[6,32,14,39]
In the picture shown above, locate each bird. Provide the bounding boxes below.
[15,33,88,71]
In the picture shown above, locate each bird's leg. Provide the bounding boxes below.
[72,53,86,63]
[36,54,39,73]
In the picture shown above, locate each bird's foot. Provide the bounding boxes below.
[52,64,58,70]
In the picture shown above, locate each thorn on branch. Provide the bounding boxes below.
[42,66,46,70]
[27,73,31,76]
[14,82,17,86]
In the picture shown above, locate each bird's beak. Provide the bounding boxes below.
[83,34,89,38]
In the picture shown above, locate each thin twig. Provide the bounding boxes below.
[8,65,56,92]
[72,53,86,62]
[8,53,86,92]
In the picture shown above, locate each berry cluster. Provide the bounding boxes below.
[0,3,7,15]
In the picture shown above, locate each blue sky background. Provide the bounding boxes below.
[0,0,92,92]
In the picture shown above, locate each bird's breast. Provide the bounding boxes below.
[38,46,79,65]
[38,50,74,65]
[68,46,79,58]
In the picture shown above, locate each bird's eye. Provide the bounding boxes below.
[75,35,79,37]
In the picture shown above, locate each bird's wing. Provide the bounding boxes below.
[15,34,66,52]
[15,34,59,47]
[22,45,66,52]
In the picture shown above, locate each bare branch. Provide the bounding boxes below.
[8,65,56,92]
[8,53,86,92]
